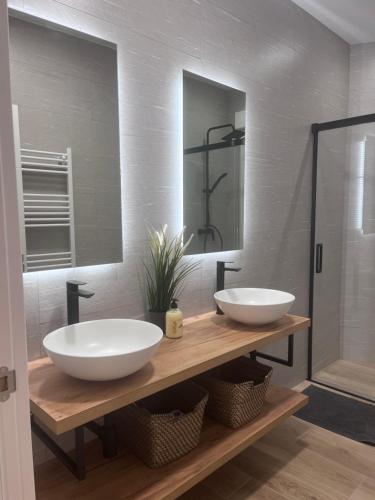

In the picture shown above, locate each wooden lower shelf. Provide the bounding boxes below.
[35,385,308,500]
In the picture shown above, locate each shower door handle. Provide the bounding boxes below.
[316,243,323,273]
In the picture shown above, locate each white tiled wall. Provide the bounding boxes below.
[9,0,350,389]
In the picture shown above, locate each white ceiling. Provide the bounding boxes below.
[291,0,375,44]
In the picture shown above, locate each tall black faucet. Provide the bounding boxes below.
[66,280,95,325]
[216,261,241,315]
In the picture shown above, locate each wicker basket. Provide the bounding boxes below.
[198,357,272,428]
[119,381,208,468]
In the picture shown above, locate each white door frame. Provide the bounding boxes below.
[0,1,35,498]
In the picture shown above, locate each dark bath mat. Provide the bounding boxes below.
[295,385,375,445]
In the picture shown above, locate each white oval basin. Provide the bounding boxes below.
[214,288,295,325]
[43,319,163,381]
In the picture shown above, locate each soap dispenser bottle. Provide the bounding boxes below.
[166,299,183,339]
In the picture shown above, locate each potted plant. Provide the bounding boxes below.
[144,225,198,333]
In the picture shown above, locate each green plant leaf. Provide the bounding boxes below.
[143,225,199,312]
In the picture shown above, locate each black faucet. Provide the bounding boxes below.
[216,261,241,315]
[66,280,95,325]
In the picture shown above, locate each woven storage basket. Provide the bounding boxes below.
[120,381,208,468]
[198,357,272,429]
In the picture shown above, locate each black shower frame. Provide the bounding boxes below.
[183,137,244,155]
[308,112,375,403]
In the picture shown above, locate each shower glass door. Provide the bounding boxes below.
[311,116,375,402]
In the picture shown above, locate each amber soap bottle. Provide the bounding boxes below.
[165,299,183,339]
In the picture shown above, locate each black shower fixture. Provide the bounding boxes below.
[221,128,245,142]
[204,172,228,194]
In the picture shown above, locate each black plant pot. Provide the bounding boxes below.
[148,311,166,334]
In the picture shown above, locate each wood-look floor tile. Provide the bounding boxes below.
[314,360,375,401]
[255,440,363,498]
[230,478,289,500]
[296,423,375,480]
[233,446,342,500]
[350,478,375,500]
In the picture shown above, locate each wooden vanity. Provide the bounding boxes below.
[29,312,310,499]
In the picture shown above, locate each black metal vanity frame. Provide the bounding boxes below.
[30,336,295,481]
[30,336,295,482]
[308,112,375,404]
[250,334,294,367]
[31,412,117,480]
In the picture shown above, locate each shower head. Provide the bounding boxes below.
[221,128,245,142]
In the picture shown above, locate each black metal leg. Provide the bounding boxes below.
[102,414,118,458]
[31,416,86,480]
[31,413,118,480]
[85,412,118,458]
[250,334,294,367]
[75,426,86,480]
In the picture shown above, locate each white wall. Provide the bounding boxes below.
[9,1,349,386]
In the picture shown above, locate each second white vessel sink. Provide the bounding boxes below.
[43,319,163,381]
[214,288,295,325]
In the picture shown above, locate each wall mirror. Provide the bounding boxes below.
[183,71,245,255]
[9,11,122,272]
[362,134,375,234]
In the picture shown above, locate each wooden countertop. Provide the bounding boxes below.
[28,312,310,435]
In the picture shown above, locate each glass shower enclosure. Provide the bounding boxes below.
[309,113,375,403]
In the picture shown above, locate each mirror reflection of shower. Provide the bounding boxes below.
[183,71,246,255]
[198,123,245,252]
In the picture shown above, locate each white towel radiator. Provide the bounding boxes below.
[12,105,76,272]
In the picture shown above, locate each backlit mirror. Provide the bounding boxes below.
[9,11,122,272]
[362,133,375,234]
[183,71,245,255]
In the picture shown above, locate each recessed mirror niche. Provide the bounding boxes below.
[9,12,122,272]
[183,71,245,255]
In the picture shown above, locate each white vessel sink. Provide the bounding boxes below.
[214,288,295,325]
[43,319,163,381]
